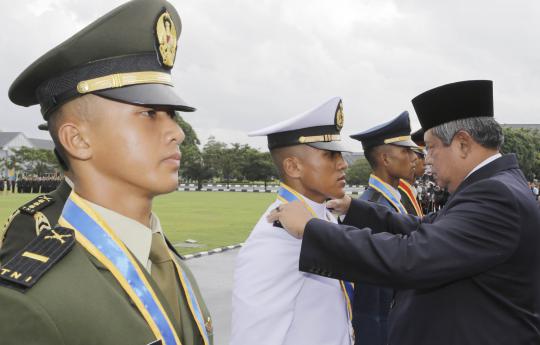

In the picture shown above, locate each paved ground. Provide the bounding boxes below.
[186,249,239,345]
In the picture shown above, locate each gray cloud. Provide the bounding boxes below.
[1,0,538,152]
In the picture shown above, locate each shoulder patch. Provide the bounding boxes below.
[0,227,75,291]
[19,195,55,216]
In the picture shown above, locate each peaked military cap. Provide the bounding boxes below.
[9,0,194,119]
[411,128,425,147]
[350,111,417,151]
[412,80,493,131]
[249,97,352,152]
[410,128,426,156]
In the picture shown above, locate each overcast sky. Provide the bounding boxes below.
[1,0,539,151]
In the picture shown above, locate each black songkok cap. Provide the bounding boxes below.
[412,80,493,131]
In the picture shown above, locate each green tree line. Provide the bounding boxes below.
[3,122,539,185]
[177,116,277,190]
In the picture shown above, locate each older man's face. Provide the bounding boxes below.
[424,130,463,193]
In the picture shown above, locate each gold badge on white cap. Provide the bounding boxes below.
[335,101,344,131]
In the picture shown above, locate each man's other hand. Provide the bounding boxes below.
[326,195,352,216]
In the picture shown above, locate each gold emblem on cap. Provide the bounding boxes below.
[335,101,344,131]
[155,11,177,68]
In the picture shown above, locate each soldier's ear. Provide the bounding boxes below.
[282,156,302,179]
[380,148,391,167]
[57,120,92,162]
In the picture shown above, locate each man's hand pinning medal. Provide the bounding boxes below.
[326,195,352,216]
[267,201,314,239]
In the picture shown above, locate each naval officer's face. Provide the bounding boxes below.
[88,96,185,196]
[300,146,348,202]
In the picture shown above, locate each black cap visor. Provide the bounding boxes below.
[308,140,355,153]
[95,83,195,112]
[390,139,419,149]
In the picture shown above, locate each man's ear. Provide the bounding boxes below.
[453,131,473,159]
[282,156,303,179]
[57,121,92,162]
[380,147,391,168]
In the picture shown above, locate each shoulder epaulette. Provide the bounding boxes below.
[19,195,55,216]
[0,226,75,291]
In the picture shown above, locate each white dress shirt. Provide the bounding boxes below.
[231,194,352,345]
[465,153,502,179]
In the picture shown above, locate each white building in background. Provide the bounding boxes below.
[0,131,54,175]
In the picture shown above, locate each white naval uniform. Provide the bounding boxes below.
[231,195,352,345]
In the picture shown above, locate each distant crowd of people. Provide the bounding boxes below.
[0,175,63,194]
[413,177,450,214]
[530,181,540,201]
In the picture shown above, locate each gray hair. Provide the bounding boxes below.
[430,117,504,150]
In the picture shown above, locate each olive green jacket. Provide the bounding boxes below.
[0,182,213,345]
[0,180,72,262]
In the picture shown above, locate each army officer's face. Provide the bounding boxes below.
[299,146,348,203]
[88,96,185,196]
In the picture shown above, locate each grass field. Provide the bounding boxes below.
[0,191,276,254]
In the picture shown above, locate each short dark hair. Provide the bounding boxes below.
[364,146,381,169]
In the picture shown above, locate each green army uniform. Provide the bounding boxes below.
[0,228,212,345]
[0,0,212,344]
[0,181,212,345]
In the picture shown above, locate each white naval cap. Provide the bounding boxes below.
[249,97,352,152]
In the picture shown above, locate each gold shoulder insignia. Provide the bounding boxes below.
[19,195,55,216]
[0,226,74,291]
[34,212,52,236]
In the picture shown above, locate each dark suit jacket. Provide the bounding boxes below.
[300,154,540,345]
[353,187,397,345]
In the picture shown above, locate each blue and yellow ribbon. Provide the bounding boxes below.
[276,183,355,323]
[368,174,407,214]
[171,259,210,344]
[59,192,181,345]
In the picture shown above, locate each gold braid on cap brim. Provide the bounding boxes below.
[298,134,341,144]
[77,71,172,94]
[383,135,412,144]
